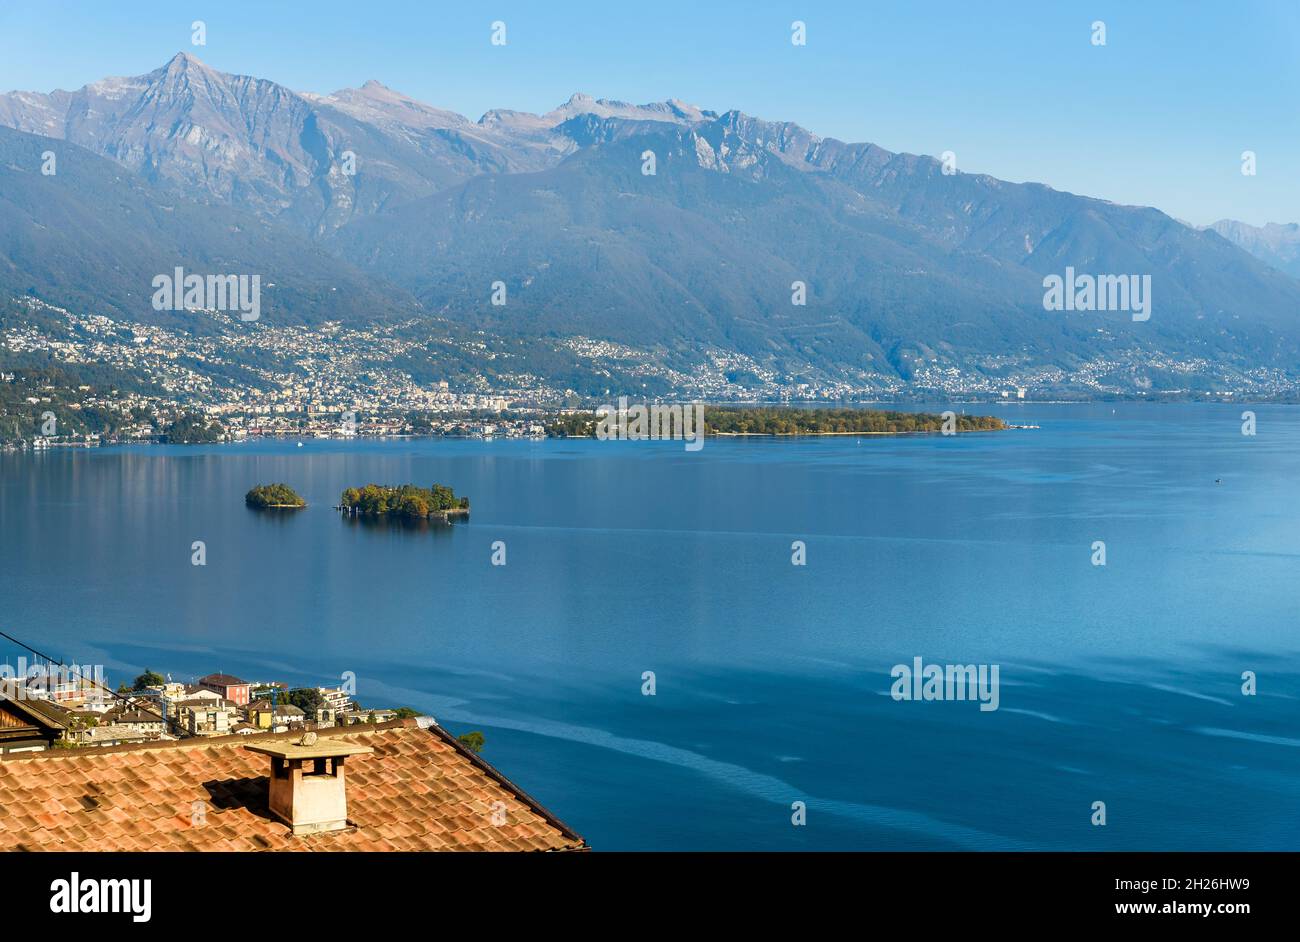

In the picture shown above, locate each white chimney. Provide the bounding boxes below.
[245,736,373,835]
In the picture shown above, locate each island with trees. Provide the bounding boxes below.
[245,483,307,509]
[339,483,469,521]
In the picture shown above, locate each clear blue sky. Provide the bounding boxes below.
[1,0,1297,226]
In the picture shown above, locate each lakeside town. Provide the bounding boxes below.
[0,662,458,753]
[5,294,1299,451]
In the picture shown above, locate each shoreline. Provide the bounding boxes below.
[4,425,1033,452]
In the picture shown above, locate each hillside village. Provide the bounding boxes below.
[0,668,425,753]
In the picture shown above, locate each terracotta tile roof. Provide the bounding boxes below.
[198,673,248,687]
[0,720,586,852]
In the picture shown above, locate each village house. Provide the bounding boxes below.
[197,673,252,707]
[46,672,107,707]
[162,684,221,719]
[178,698,237,737]
[317,685,352,715]
[154,681,188,716]
[69,724,155,747]
[248,700,306,730]
[99,707,167,740]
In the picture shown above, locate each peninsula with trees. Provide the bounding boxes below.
[547,406,1006,438]
[704,407,1005,435]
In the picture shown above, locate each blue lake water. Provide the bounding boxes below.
[1,402,1298,850]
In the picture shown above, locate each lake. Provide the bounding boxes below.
[2,402,1298,850]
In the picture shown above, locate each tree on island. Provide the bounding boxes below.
[339,484,468,518]
[246,483,307,508]
[132,670,165,691]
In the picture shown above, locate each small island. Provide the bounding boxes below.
[339,484,469,521]
[245,483,307,509]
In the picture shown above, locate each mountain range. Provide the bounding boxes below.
[2,52,1298,395]
[1206,220,1300,281]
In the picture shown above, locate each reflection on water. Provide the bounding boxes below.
[338,511,466,534]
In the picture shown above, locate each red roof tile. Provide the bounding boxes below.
[0,720,585,852]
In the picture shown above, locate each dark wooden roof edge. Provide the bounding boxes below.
[0,687,69,730]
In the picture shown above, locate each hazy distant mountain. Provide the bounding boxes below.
[0,125,419,326]
[4,53,1300,391]
[1207,220,1300,279]
[0,53,542,235]
[479,91,714,134]
[0,55,709,237]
